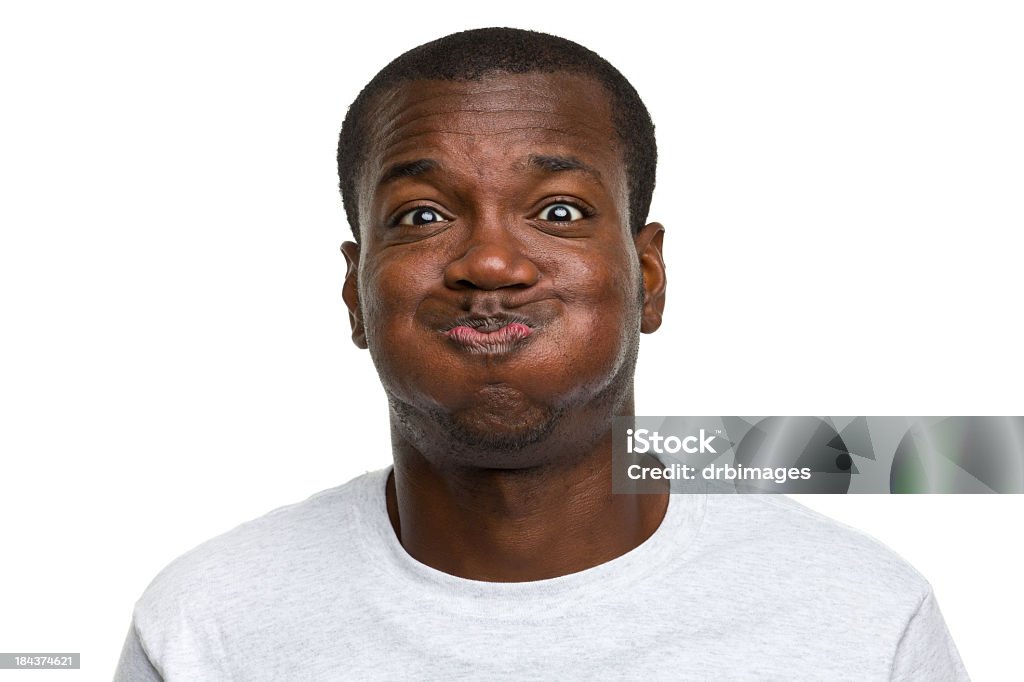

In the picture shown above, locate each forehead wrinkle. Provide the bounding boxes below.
[373,125,609,178]
[384,80,585,111]
[376,86,614,136]
[380,110,611,145]
[366,72,619,145]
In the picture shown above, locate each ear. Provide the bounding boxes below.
[340,241,367,349]
[635,222,666,334]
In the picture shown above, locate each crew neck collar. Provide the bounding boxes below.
[354,466,707,619]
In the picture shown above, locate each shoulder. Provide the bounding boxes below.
[131,468,387,643]
[694,493,933,620]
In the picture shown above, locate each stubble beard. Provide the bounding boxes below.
[385,327,640,471]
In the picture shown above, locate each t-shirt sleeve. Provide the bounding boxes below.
[890,588,969,681]
[113,618,163,682]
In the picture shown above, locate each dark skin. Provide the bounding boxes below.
[341,71,668,582]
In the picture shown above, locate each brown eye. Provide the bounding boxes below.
[538,203,584,222]
[397,207,448,226]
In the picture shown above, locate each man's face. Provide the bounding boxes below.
[341,71,665,466]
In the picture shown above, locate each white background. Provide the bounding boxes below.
[1,1,1021,679]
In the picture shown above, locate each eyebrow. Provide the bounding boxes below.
[527,154,602,181]
[378,158,438,186]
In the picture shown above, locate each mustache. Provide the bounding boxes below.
[419,297,560,332]
[442,312,536,332]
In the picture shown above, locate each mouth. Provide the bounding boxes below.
[443,315,535,353]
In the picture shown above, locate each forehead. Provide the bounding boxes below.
[356,72,625,227]
[370,71,616,140]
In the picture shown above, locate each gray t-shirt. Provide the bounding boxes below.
[115,468,968,680]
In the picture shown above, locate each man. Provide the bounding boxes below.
[115,28,968,680]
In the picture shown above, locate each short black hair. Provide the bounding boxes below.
[337,27,657,241]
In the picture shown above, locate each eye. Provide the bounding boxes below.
[537,202,585,222]
[396,207,449,226]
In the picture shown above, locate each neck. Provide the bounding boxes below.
[385,405,669,582]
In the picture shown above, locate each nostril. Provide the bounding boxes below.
[451,278,537,292]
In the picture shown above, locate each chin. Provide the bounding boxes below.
[446,408,563,457]
[390,385,569,469]
[444,387,567,462]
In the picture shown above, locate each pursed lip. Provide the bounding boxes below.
[441,312,536,333]
[441,313,536,353]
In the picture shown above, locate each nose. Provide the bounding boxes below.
[443,225,541,291]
